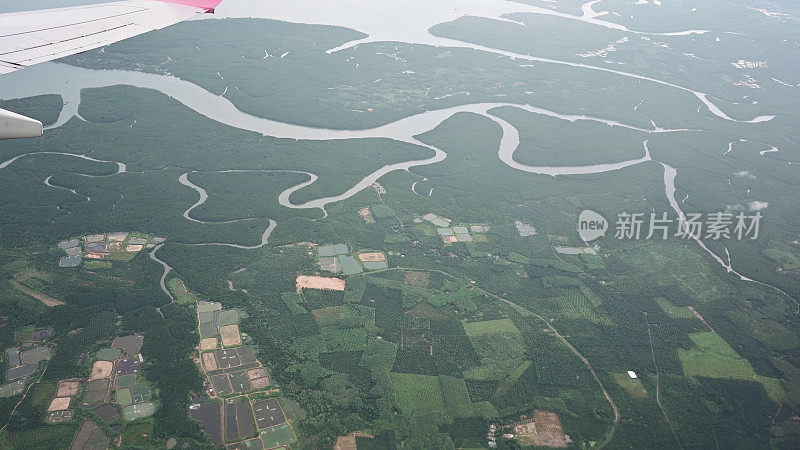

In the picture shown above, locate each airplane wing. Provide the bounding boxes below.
[0,0,221,139]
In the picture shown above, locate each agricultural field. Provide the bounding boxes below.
[168,278,198,304]
[678,332,758,380]
[390,373,446,416]
[612,373,648,398]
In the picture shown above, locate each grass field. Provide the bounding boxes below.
[654,297,696,319]
[613,373,648,398]
[678,332,756,379]
[116,373,137,389]
[96,347,121,361]
[122,422,153,447]
[167,278,197,304]
[508,252,530,264]
[371,204,395,219]
[438,375,498,418]
[390,373,445,416]
[84,260,112,270]
[217,309,239,327]
[117,388,133,406]
[464,318,519,337]
[551,289,612,325]
[757,376,789,404]
[260,424,296,448]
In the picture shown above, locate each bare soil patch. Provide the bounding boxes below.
[202,352,218,371]
[89,360,113,380]
[200,338,218,351]
[11,280,64,306]
[296,275,345,292]
[514,410,570,448]
[57,380,80,397]
[358,252,386,262]
[48,396,72,412]
[220,324,242,347]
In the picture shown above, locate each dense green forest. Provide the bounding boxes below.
[1,2,800,449]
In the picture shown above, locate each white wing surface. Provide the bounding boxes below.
[0,0,220,75]
[0,0,220,138]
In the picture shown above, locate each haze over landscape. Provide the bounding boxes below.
[0,0,799,448]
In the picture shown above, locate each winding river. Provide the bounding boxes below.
[0,48,781,284]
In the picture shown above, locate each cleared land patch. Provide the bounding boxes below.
[513,410,570,447]
[296,275,345,292]
[47,396,71,412]
[220,324,242,347]
[679,332,756,379]
[56,380,80,397]
[403,271,430,288]
[11,280,64,307]
[168,278,198,304]
[464,318,520,337]
[123,402,155,420]
[96,347,122,361]
[89,361,113,380]
[654,297,696,319]
[612,373,648,398]
[358,252,386,262]
[390,373,446,416]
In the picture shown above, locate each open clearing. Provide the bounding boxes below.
[201,337,218,351]
[89,361,113,380]
[11,280,64,307]
[116,374,137,389]
[220,324,242,347]
[296,275,345,292]
[47,396,71,412]
[612,373,648,398]
[464,318,520,337]
[678,332,756,379]
[390,373,445,416]
[168,278,198,304]
[116,388,133,406]
[654,297,696,319]
[514,411,569,448]
[96,347,122,361]
[403,271,430,288]
[56,380,80,397]
[203,352,218,371]
[358,252,386,262]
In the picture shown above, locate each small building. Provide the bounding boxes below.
[627,370,638,379]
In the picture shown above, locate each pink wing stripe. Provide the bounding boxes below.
[152,0,222,11]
